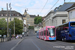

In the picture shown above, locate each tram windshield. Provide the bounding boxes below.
[48,28,55,36]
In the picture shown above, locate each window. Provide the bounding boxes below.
[42,31,43,36]
[1,14,3,16]
[44,31,46,36]
[6,14,7,16]
[17,14,19,16]
[14,14,15,16]
[10,14,11,16]
[48,28,55,36]
[47,31,48,36]
[62,19,66,24]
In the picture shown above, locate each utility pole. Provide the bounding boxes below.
[7,3,9,41]
[9,3,12,40]
[64,0,65,3]
[23,19,24,31]
[9,3,12,21]
[14,18,15,37]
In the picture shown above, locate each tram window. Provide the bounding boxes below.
[58,28,60,30]
[64,23,68,27]
[40,32,41,35]
[41,32,42,36]
[42,32,43,35]
[42,31,43,35]
[47,31,48,36]
[49,32,51,36]
[44,31,46,36]
[64,28,68,30]
[61,27,64,30]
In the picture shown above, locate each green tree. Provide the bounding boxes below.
[28,26,34,29]
[0,18,7,35]
[34,16,42,24]
[9,18,23,35]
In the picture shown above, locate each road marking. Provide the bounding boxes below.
[11,38,24,50]
[31,40,41,50]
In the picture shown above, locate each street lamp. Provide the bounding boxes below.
[9,3,12,40]
[9,3,12,21]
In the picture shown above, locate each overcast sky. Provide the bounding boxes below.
[0,0,75,16]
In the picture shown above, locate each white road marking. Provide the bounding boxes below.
[31,40,41,50]
[11,38,24,50]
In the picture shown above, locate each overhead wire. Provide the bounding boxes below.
[39,0,48,15]
[46,0,59,16]
[69,0,72,2]
[50,0,59,10]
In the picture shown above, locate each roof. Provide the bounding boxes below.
[30,15,36,17]
[66,3,75,11]
[46,10,54,17]
[0,10,22,16]
[54,2,75,12]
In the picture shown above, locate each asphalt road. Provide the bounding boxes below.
[0,29,75,50]
[14,29,75,50]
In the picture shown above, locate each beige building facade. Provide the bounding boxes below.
[0,9,23,22]
[23,10,36,26]
[44,2,75,27]
[66,3,75,21]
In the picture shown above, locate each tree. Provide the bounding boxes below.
[0,18,7,35]
[28,26,34,29]
[34,16,42,24]
[9,18,23,35]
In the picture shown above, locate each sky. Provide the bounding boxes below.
[0,0,75,16]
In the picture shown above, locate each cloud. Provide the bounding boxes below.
[1,0,73,16]
[14,4,22,7]
[0,1,7,8]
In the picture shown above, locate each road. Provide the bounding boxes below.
[0,29,75,50]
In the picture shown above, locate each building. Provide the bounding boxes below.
[66,3,75,21]
[44,2,75,27]
[23,10,36,27]
[0,8,23,22]
[45,10,54,26]
[42,16,46,27]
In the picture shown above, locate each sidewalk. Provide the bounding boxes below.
[0,37,25,43]
[0,38,7,42]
